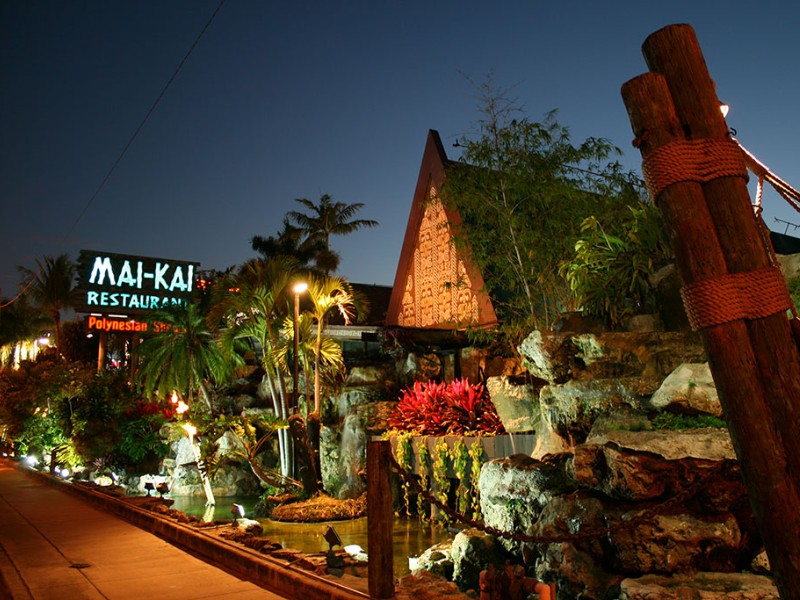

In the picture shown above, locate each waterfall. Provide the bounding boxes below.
[338,413,367,499]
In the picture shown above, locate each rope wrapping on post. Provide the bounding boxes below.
[640,137,748,201]
[681,266,793,330]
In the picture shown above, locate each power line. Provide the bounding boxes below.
[1,0,226,310]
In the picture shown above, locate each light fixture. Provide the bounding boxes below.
[144,481,155,496]
[156,481,170,497]
[231,503,245,525]
[292,281,308,414]
[323,525,343,551]
[720,103,730,118]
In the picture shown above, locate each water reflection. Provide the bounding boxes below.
[168,496,453,575]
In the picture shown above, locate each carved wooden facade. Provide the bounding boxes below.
[387,131,497,329]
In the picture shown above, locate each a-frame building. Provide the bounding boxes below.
[386,130,498,330]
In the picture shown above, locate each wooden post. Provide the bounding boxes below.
[641,22,800,490]
[367,440,394,599]
[621,24,800,597]
[97,330,107,373]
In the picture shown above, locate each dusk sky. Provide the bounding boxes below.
[2,1,799,300]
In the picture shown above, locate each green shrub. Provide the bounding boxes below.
[651,413,727,430]
[560,204,671,327]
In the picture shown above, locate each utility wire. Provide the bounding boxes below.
[1,0,226,310]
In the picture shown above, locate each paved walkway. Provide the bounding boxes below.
[0,460,285,599]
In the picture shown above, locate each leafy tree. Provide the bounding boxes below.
[0,293,50,367]
[0,356,93,463]
[115,399,173,472]
[443,81,643,332]
[17,254,78,356]
[559,205,671,327]
[60,319,99,364]
[69,369,134,464]
[134,302,232,411]
[287,194,378,275]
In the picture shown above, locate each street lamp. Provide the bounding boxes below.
[292,282,308,414]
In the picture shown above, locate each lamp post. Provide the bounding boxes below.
[292,282,308,415]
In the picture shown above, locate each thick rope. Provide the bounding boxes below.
[641,138,748,201]
[681,266,793,330]
[736,139,800,214]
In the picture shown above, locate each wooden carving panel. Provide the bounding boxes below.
[397,187,480,328]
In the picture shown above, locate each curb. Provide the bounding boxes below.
[18,465,371,600]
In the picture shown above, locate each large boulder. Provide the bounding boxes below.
[618,573,779,599]
[411,542,454,580]
[486,376,539,433]
[536,377,658,454]
[608,511,743,573]
[450,528,508,592]
[648,362,722,417]
[480,454,572,554]
[519,330,705,385]
[321,401,397,498]
[584,428,736,462]
[571,439,739,501]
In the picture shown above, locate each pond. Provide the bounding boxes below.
[169,496,454,576]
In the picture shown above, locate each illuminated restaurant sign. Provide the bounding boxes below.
[76,250,200,315]
[85,315,175,333]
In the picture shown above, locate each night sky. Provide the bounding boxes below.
[2,1,799,299]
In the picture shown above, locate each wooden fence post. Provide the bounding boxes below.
[367,440,394,599]
[621,24,800,597]
[641,22,800,490]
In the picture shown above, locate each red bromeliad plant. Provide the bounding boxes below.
[388,378,506,436]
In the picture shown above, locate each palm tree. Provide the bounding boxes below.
[287,194,378,275]
[17,254,77,357]
[274,309,344,417]
[133,302,231,411]
[0,293,50,352]
[304,275,356,416]
[208,258,299,477]
[251,217,325,272]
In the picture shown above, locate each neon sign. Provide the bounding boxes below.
[86,316,176,333]
[76,250,200,316]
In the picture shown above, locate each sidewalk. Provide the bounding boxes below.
[0,460,285,599]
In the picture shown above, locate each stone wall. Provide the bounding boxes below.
[472,330,778,599]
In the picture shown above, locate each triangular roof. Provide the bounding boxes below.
[386,130,498,329]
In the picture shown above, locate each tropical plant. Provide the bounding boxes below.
[69,369,137,464]
[209,258,298,478]
[251,216,325,273]
[0,356,92,458]
[443,79,643,332]
[0,293,50,352]
[387,378,505,436]
[559,204,671,327]
[17,254,78,356]
[303,275,356,415]
[287,194,378,275]
[115,399,174,470]
[134,302,232,411]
